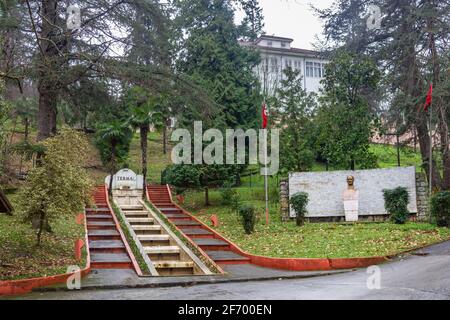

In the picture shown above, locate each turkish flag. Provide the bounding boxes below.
[424,83,433,112]
[262,103,268,129]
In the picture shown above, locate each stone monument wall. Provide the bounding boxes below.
[287,167,419,221]
[415,173,429,221]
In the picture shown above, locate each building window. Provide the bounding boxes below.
[285,59,292,69]
[294,60,300,70]
[267,41,273,47]
[281,42,286,48]
[270,57,278,72]
[306,61,313,77]
[314,62,322,77]
[306,61,325,78]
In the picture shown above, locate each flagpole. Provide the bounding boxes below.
[261,65,269,226]
[429,102,433,196]
[264,98,270,226]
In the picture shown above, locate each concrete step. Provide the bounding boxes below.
[166,214,191,220]
[205,250,251,264]
[181,228,213,236]
[193,238,230,247]
[173,220,201,226]
[132,225,161,232]
[138,235,170,241]
[86,214,112,220]
[87,221,115,227]
[127,218,154,225]
[153,261,194,269]
[124,211,148,217]
[90,253,131,263]
[159,208,183,212]
[144,246,181,254]
[86,208,110,213]
[88,230,120,239]
[89,240,126,253]
[87,221,116,230]
[121,205,144,211]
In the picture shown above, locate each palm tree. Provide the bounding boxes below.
[97,120,131,196]
[128,87,163,198]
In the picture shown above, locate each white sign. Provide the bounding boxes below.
[105,169,144,190]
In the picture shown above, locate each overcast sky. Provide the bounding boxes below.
[236,0,335,50]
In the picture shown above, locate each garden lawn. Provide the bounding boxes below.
[181,191,450,259]
[129,131,173,184]
[0,193,86,281]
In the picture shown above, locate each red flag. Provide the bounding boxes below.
[262,103,268,129]
[424,83,433,112]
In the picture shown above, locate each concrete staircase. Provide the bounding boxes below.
[114,190,213,276]
[86,186,137,271]
[147,185,251,266]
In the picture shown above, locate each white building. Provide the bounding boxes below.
[242,35,328,96]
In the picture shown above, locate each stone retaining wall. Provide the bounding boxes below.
[280,169,430,222]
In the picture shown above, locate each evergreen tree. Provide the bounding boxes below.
[315,50,380,170]
[315,0,450,189]
[272,68,316,173]
[237,0,265,41]
[176,0,262,129]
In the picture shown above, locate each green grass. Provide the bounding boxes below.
[128,131,172,184]
[188,204,450,258]
[370,144,422,170]
[0,193,86,281]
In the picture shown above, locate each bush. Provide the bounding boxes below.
[220,181,241,211]
[430,191,450,227]
[239,204,256,234]
[163,165,201,188]
[383,187,410,224]
[17,128,94,245]
[290,192,309,226]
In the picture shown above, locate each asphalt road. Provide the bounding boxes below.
[9,241,450,300]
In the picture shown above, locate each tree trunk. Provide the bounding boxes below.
[24,117,29,143]
[109,141,117,197]
[205,187,210,206]
[36,0,60,142]
[416,114,441,189]
[427,3,449,190]
[140,124,149,198]
[37,84,58,141]
[36,211,45,246]
[163,123,167,155]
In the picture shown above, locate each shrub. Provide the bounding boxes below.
[163,165,201,188]
[383,187,410,224]
[239,204,256,234]
[290,192,309,226]
[220,181,241,211]
[18,128,94,245]
[430,191,450,227]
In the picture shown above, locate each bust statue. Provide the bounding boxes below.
[343,175,359,222]
[347,176,355,190]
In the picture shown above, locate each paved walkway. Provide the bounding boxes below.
[28,264,348,292]
[8,241,450,300]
